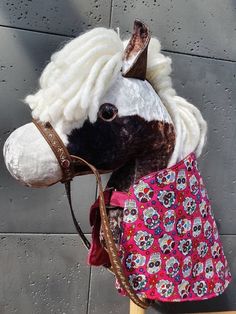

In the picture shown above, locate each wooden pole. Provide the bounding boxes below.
[130,300,145,314]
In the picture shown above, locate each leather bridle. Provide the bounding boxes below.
[33,119,149,309]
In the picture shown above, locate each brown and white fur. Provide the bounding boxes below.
[3,20,206,208]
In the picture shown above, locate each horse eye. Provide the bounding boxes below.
[98,103,118,121]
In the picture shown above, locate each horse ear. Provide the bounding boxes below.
[122,19,150,81]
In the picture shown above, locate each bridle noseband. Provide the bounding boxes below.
[32,119,149,309]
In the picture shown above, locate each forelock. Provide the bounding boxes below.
[25,27,123,127]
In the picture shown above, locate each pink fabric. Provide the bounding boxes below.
[117,153,231,301]
[110,191,128,208]
[88,190,111,266]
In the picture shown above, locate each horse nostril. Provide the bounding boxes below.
[98,103,118,121]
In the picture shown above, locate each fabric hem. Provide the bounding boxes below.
[133,152,196,184]
[136,277,231,302]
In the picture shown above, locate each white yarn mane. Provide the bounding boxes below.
[25,27,207,166]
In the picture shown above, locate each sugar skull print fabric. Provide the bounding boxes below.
[117,153,231,301]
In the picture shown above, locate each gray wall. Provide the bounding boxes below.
[0,1,235,313]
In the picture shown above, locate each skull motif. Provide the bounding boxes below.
[199,200,208,218]
[163,210,176,232]
[192,261,204,277]
[128,274,146,291]
[143,207,160,229]
[156,280,174,298]
[192,217,202,237]
[184,155,195,171]
[204,221,213,239]
[158,234,175,254]
[199,177,206,197]
[178,279,191,299]
[176,218,191,235]
[123,200,138,223]
[214,282,224,296]
[205,258,214,279]
[213,220,219,240]
[147,253,161,274]
[216,261,225,280]
[158,190,175,208]
[134,231,154,251]
[125,253,146,270]
[193,280,207,297]
[183,197,196,215]
[190,174,199,195]
[166,257,180,277]
[182,256,192,278]
[156,170,175,186]
[197,241,208,258]
[211,242,221,259]
[208,204,213,217]
[178,239,192,256]
[176,169,187,191]
[134,180,154,203]
[224,279,230,289]
[225,264,231,280]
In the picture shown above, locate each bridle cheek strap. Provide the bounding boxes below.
[32,119,149,309]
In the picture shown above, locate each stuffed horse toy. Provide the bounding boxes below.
[3,20,231,312]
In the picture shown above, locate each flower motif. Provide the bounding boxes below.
[178,209,182,215]
[155,226,163,236]
[208,280,215,292]
[127,225,135,238]
[193,239,199,249]
[174,274,181,282]
[196,193,201,201]
[177,192,185,203]
[148,275,158,286]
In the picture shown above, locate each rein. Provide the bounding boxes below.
[32,119,149,309]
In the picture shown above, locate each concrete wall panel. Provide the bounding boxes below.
[0,0,111,36]
[0,234,90,314]
[0,28,96,234]
[111,0,236,61]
